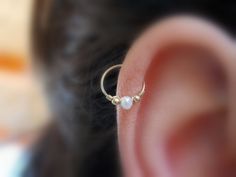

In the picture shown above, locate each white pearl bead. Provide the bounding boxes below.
[120,96,133,110]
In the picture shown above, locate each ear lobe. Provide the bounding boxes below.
[117,16,236,177]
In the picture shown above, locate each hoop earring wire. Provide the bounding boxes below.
[100,64,145,110]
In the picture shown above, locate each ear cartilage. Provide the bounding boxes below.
[100,64,145,110]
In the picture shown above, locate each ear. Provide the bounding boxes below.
[117,16,236,177]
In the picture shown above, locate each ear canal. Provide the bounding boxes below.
[139,45,230,177]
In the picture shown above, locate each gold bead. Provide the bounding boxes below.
[133,95,141,102]
[111,96,121,105]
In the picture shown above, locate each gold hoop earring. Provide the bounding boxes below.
[100,64,145,110]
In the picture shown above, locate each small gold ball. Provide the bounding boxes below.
[133,95,141,102]
[112,96,121,105]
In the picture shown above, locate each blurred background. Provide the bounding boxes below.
[0,0,49,176]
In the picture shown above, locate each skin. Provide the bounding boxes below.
[117,16,236,177]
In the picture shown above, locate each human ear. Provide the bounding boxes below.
[117,16,236,177]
